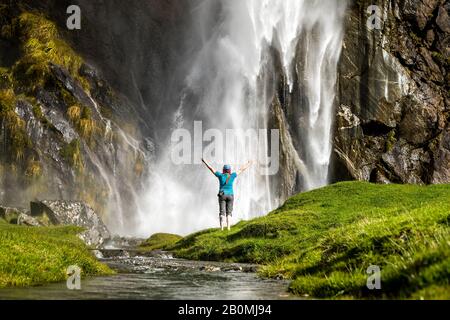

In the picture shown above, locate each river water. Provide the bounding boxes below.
[0,254,297,300]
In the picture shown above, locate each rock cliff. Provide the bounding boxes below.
[334,0,449,184]
[0,2,152,233]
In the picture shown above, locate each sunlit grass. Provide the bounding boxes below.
[13,12,88,91]
[139,233,183,252]
[170,182,450,299]
[0,221,113,288]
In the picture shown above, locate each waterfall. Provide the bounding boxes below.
[137,0,347,236]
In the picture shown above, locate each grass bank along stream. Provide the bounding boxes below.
[0,221,112,288]
[168,182,450,299]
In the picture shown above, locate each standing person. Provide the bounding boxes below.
[202,158,253,231]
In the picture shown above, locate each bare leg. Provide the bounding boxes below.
[227,216,230,231]
[220,216,224,231]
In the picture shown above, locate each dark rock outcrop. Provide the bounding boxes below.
[334,0,449,185]
[30,200,110,247]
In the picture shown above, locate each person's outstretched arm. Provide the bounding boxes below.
[202,158,217,175]
[237,161,253,175]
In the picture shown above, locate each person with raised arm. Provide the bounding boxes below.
[202,158,253,231]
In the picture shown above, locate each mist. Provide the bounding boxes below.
[136,0,348,236]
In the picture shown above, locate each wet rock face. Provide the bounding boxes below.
[30,200,111,247]
[0,62,148,234]
[334,0,449,185]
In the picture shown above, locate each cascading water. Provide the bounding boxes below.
[137,0,347,236]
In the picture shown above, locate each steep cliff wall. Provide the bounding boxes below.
[0,1,152,233]
[334,0,449,184]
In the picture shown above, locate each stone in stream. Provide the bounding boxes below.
[200,266,221,272]
[30,200,111,248]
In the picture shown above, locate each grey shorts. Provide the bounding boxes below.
[218,194,234,217]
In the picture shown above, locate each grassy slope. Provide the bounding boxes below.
[169,182,450,299]
[139,233,182,252]
[0,221,113,288]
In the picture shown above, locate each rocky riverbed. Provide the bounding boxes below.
[0,249,297,300]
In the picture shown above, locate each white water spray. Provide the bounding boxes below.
[137,0,347,236]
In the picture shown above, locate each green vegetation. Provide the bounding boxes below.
[385,129,397,152]
[25,158,42,180]
[12,12,88,92]
[0,11,91,174]
[0,220,113,288]
[0,89,31,162]
[0,88,16,112]
[60,139,84,171]
[140,233,183,252]
[0,9,114,227]
[170,182,450,299]
[67,105,100,143]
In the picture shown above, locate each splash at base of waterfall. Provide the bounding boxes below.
[137,0,348,237]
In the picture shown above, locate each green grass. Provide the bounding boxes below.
[139,233,182,252]
[12,12,88,92]
[0,221,113,288]
[169,182,450,299]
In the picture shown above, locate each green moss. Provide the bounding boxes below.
[385,130,397,152]
[139,233,183,252]
[66,105,100,143]
[0,221,113,288]
[60,139,84,171]
[25,157,42,180]
[0,92,32,161]
[0,87,15,109]
[1,10,95,165]
[13,13,87,91]
[31,103,42,118]
[171,182,450,299]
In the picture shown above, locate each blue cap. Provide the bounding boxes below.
[223,165,231,171]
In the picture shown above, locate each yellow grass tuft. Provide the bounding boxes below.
[67,105,81,121]
[25,158,42,179]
